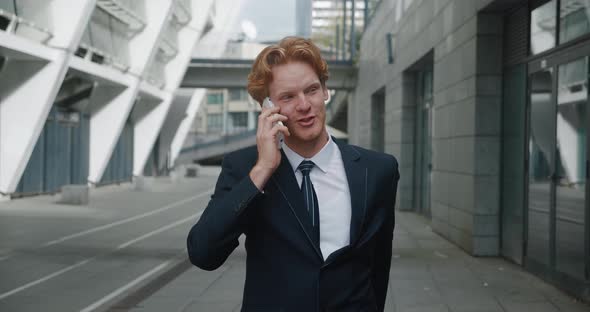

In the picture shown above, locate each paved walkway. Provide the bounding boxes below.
[0,168,588,312]
[111,212,590,312]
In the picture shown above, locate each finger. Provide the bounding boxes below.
[271,124,291,137]
[259,106,280,119]
[266,114,288,124]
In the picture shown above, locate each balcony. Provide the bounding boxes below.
[0,9,53,44]
[95,0,146,32]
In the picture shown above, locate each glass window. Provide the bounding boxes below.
[527,68,554,266]
[560,0,590,43]
[207,93,224,105]
[501,64,527,264]
[228,112,248,133]
[531,0,557,55]
[370,89,385,152]
[555,57,587,279]
[207,113,223,133]
[229,88,248,101]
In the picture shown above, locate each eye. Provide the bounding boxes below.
[281,94,294,101]
[306,86,319,94]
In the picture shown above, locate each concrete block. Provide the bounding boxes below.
[472,236,499,256]
[442,1,455,36]
[448,224,474,253]
[474,175,500,215]
[431,171,450,205]
[134,176,156,191]
[474,137,500,175]
[460,38,478,78]
[431,200,450,222]
[477,13,503,35]
[473,215,499,236]
[185,166,199,178]
[475,96,502,136]
[446,173,474,213]
[476,35,503,75]
[433,105,451,139]
[451,97,476,137]
[399,197,415,211]
[58,184,89,205]
[434,0,451,17]
[476,75,502,96]
[432,217,451,238]
[450,137,475,174]
[432,138,452,172]
[449,205,473,232]
[442,76,476,107]
[0,194,11,202]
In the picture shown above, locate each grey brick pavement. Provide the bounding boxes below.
[118,211,590,312]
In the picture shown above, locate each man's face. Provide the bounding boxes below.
[268,61,329,146]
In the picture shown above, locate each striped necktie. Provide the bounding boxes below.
[298,160,320,245]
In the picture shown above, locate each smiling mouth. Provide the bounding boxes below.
[298,116,315,126]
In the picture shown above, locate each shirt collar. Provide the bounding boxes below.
[282,131,335,174]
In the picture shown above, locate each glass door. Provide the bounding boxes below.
[527,68,555,267]
[526,54,589,285]
[555,57,587,279]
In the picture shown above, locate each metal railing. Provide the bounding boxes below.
[180,129,257,154]
[74,43,129,72]
[172,0,192,26]
[96,0,146,32]
[0,8,53,44]
[159,23,179,60]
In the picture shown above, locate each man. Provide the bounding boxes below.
[187,37,399,312]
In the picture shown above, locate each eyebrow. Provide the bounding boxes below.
[277,81,321,97]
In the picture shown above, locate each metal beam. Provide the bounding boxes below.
[181,58,357,90]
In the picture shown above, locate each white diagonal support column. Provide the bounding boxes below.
[87,82,138,184]
[158,89,196,170]
[132,0,220,175]
[128,2,174,77]
[133,93,173,176]
[0,0,97,195]
[169,89,205,165]
[163,0,245,168]
[88,1,174,184]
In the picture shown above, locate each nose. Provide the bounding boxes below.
[295,93,311,112]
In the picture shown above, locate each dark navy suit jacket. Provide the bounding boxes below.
[187,139,399,311]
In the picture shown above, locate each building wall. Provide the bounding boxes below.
[351,0,504,255]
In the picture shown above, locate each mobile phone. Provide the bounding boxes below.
[262,97,284,148]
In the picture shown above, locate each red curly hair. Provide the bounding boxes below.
[247,37,329,105]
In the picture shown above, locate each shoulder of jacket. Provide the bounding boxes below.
[346,144,398,165]
[222,146,258,167]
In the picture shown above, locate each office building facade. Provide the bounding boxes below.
[351,0,590,301]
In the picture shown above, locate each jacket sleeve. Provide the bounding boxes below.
[186,154,260,271]
[372,158,399,311]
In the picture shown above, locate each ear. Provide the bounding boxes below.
[322,86,329,101]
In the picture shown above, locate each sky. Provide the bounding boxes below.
[232,0,296,42]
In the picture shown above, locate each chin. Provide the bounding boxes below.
[295,128,324,143]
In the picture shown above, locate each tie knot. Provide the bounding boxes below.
[298,160,315,176]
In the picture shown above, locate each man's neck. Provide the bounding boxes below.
[284,131,330,159]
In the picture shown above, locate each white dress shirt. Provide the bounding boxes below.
[282,133,352,260]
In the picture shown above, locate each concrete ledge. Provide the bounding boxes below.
[170,165,200,182]
[57,185,89,205]
[185,165,200,178]
[0,193,11,202]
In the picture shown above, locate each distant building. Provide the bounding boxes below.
[188,40,266,145]
[296,0,313,38]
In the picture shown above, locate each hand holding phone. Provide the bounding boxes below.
[262,97,284,149]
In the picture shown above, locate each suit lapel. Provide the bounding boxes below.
[271,150,323,260]
[335,140,367,247]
